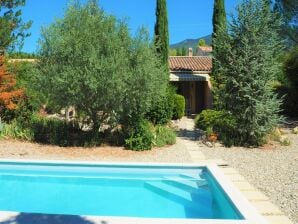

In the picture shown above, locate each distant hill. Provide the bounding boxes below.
[170,35,212,50]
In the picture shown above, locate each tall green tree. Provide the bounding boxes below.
[212,0,227,104]
[154,0,169,67]
[212,0,227,47]
[214,0,283,146]
[0,0,32,51]
[33,0,168,131]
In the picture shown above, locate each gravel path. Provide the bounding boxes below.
[198,131,298,223]
[0,138,192,163]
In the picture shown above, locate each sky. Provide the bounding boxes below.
[21,0,240,53]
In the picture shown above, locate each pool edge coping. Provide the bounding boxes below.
[0,159,268,224]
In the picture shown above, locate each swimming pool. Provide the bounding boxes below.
[0,160,267,224]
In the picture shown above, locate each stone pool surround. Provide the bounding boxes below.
[0,159,268,224]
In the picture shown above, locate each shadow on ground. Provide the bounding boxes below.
[0,213,104,224]
[177,128,204,141]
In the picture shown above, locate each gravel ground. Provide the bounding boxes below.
[198,130,298,223]
[0,138,192,163]
[0,117,297,223]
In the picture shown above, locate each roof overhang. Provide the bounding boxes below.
[170,72,210,82]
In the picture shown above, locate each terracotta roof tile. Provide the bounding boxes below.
[169,56,212,72]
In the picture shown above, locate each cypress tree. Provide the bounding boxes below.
[212,0,227,44]
[154,0,169,67]
[212,0,227,106]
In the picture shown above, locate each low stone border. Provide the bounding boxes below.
[184,139,294,224]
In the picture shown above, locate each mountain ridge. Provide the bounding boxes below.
[170,35,212,49]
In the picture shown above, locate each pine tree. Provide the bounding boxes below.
[214,0,283,146]
[0,0,32,51]
[154,0,169,67]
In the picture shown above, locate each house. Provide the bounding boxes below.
[169,48,212,114]
[196,46,212,56]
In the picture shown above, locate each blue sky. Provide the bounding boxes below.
[21,0,240,53]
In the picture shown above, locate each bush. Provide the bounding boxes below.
[0,120,33,140]
[146,86,175,125]
[29,115,102,147]
[172,94,185,120]
[154,125,176,147]
[125,120,154,151]
[195,110,234,130]
[195,109,237,146]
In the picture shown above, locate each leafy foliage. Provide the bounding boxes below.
[125,120,154,151]
[0,0,32,51]
[0,119,33,140]
[195,109,235,131]
[8,52,37,59]
[195,109,237,146]
[213,0,283,146]
[274,0,298,45]
[198,39,206,47]
[154,125,176,147]
[34,1,168,135]
[172,94,185,120]
[0,56,24,121]
[29,115,102,147]
[146,85,175,125]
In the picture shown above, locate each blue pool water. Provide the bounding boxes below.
[0,162,243,219]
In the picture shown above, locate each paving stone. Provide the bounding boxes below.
[241,190,269,201]
[265,215,294,224]
[251,201,284,215]
[232,181,256,191]
[220,167,239,175]
[225,173,246,182]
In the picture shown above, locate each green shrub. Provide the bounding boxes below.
[125,120,154,151]
[0,120,33,140]
[146,86,175,125]
[195,109,235,130]
[29,115,102,147]
[172,94,185,120]
[195,109,237,146]
[154,125,176,147]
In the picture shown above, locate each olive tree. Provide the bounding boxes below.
[34,0,168,131]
